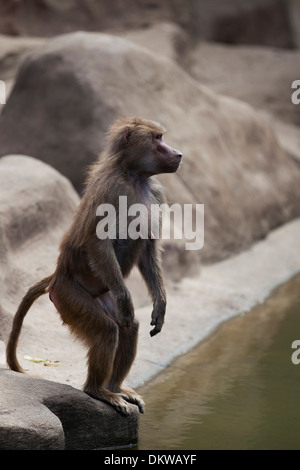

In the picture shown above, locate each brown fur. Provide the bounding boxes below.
[6,117,182,415]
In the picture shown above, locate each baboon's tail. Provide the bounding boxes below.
[6,275,53,373]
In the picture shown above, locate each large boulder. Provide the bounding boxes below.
[0,32,299,263]
[186,41,300,126]
[0,155,79,341]
[0,34,45,115]
[0,369,138,450]
[0,34,45,81]
[0,0,296,48]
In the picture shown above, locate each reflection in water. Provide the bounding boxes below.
[137,274,300,450]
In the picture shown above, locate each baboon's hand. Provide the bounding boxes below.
[116,289,135,328]
[150,300,166,337]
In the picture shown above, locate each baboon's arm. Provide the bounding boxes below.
[138,240,166,336]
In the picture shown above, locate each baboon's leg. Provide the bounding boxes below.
[49,279,131,415]
[107,319,145,413]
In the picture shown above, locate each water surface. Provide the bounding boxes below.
[137,274,300,450]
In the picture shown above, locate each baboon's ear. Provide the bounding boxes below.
[124,128,131,147]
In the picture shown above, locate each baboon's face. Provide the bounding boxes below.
[150,132,182,175]
[112,118,182,177]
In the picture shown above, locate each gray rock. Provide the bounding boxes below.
[186,41,300,127]
[0,155,79,341]
[0,368,139,450]
[0,35,45,81]
[0,32,299,264]
[0,0,296,48]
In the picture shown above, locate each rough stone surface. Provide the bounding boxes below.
[0,0,296,48]
[0,369,139,450]
[0,34,45,81]
[186,41,300,127]
[0,32,299,265]
[0,155,79,341]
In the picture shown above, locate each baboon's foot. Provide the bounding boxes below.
[84,388,131,416]
[119,388,145,414]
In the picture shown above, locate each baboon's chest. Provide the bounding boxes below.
[112,237,143,275]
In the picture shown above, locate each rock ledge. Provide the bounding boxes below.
[0,369,139,450]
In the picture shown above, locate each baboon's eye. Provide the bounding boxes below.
[155,134,162,141]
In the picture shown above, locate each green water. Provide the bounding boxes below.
[137,274,300,450]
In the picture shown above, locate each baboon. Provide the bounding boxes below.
[6,117,182,415]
